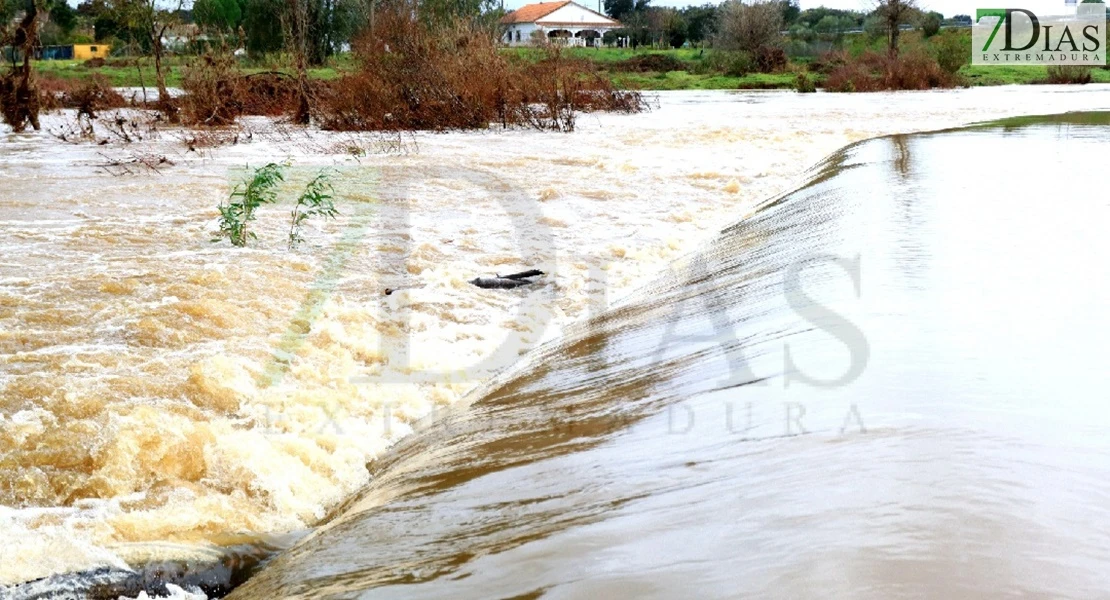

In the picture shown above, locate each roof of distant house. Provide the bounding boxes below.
[501,1,569,24]
[500,1,617,25]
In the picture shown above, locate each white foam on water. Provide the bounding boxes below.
[3,86,1110,586]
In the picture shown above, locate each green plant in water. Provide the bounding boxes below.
[217,163,285,247]
[289,170,339,247]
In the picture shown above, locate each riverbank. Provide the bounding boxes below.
[32,39,1110,92]
[4,87,1110,589]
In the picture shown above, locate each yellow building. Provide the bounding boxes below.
[72,44,111,60]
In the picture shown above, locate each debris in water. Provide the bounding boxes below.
[469,269,545,290]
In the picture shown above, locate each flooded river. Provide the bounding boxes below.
[228,111,1110,600]
[3,88,1110,595]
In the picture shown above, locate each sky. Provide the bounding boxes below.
[502,0,1082,21]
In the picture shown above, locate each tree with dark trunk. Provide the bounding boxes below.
[284,0,312,124]
[874,0,918,57]
[109,0,186,121]
[0,0,44,132]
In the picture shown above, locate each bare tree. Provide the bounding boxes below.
[112,0,188,121]
[712,0,783,55]
[874,0,918,57]
[283,0,313,124]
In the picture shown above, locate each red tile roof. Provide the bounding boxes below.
[501,1,570,24]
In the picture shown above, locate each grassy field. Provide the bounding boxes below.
[33,57,343,88]
[31,38,1110,92]
[505,41,1110,89]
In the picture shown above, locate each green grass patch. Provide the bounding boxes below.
[970,110,1110,129]
[33,56,347,88]
[503,46,704,65]
[31,42,1110,93]
[611,69,798,90]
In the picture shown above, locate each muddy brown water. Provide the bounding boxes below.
[220,114,1110,599]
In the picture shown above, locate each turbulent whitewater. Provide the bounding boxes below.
[2,87,1110,588]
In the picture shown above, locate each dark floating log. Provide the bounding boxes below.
[469,277,534,289]
[499,269,545,281]
[469,269,545,290]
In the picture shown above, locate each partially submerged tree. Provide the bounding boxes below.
[282,0,313,124]
[0,0,44,132]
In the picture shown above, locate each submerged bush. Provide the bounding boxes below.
[1045,66,1093,84]
[181,52,303,126]
[316,6,645,132]
[795,72,817,93]
[825,50,960,92]
[37,76,127,117]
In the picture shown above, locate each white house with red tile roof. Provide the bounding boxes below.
[500,1,621,47]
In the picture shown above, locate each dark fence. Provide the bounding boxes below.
[1,45,77,61]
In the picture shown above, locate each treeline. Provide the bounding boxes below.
[597,0,972,50]
[0,0,646,132]
[3,0,506,64]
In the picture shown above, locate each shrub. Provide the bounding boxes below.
[316,7,643,132]
[238,73,302,117]
[931,31,969,74]
[713,0,783,56]
[181,52,303,125]
[755,46,788,73]
[794,72,817,93]
[181,52,245,126]
[809,50,849,75]
[217,163,284,247]
[825,50,959,92]
[921,12,942,37]
[64,77,127,118]
[1045,65,1092,84]
[691,50,753,76]
[614,53,686,73]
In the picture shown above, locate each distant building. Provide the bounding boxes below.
[3,44,111,61]
[73,44,111,60]
[500,1,620,47]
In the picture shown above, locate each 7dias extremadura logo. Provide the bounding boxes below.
[973,3,1107,65]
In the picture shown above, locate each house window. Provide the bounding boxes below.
[90,46,98,52]
[515,31,521,42]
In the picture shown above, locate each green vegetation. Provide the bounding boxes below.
[612,69,797,90]
[289,171,338,248]
[36,45,1110,93]
[503,24,1110,91]
[969,111,1110,130]
[5,0,1104,133]
[963,64,1110,85]
[32,57,342,89]
[217,163,284,247]
[33,25,1110,95]
[216,164,343,248]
